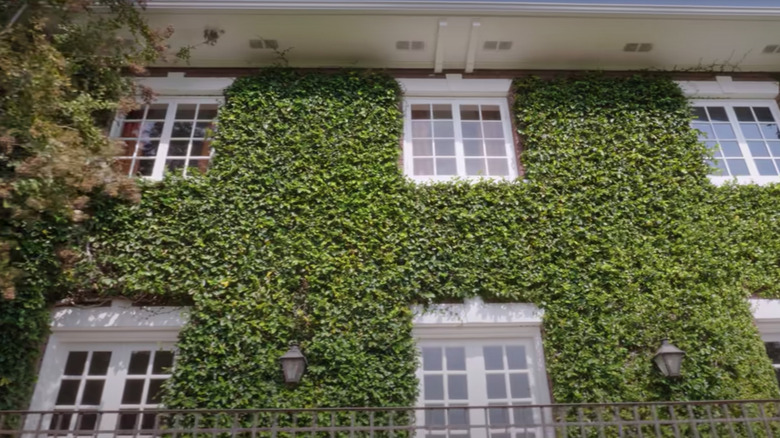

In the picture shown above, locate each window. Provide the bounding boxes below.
[765,341,780,387]
[44,344,174,432]
[691,100,780,184]
[112,98,219,179]
[418,340,542,438]
[403,98,518,181]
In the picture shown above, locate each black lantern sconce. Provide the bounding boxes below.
[653,339,685,377]
[279,344,307,384]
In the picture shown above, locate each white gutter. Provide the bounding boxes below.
[144,1,780,17]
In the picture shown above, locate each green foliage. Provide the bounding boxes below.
[6,70,780,409]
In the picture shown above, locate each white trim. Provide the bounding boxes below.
[135,73,234,97]
[143,1,780,18]
[691,98,780,185]
[677,76,779,100]
[402,96,518,182]
[399,76,512,98]
[752,298,780,333]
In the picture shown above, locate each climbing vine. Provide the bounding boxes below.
[4,70,780,409]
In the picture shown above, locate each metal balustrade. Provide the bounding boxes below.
[2,400,780,438]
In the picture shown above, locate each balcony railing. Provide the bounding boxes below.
[2,400,780,438]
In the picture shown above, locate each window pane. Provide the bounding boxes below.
[169,141,190,156]
[81,380,105,405]
[487,159,509,176]
[486,140,507,157]
[190,141,211,157]
[447,375,468,399]
[506,346,528,369]
[761,124,780,140]
[484,346,504,370]
[726,159,750,176]
[769,142,780,156]
[175,104,197,120]
[425,407,446,426]
[121,379,145,404]
[153,351,174,374]
[64,352,88,376]
[713,124,735,139]
[198,104,220,120]
[512,406,534,426]
[432,105,453,120]
[422,347,442,371]
[145,104,168,119]
[166,159,186,173]
[482,105,502,121]
[707,107,728,121]
[740,123,762,139]
[466,158,486,176]
[461,122,482,139]
[412,121,431,137]
[433,121,454,138]
[691,107,707,121]
[734,107,755,121]
[194,122,212,138]
[448,407,469,426]
[509,373,531,398]
[424,375,444,400]
[486,374,507,399]
[129,351,151,375]
[489,406,509,425]
[89,352,112,376]
[77,413,98,431]
[50,413,72,431]
[460,105,480,121]
[147,378,166,404]
[413,139,433,156]
[768,342,780,364]
[435,139,455,156]
[414,158,434,176]
[748,141,770,157]
[411,105,431,120]
[436,158,457,175]
[483,122,504,139]
[711,159,728,176]
[55,380,80,405]
[171,122,193,138]
[719,141,742,157]
[692,123,713,139]
[755,159,778,175]
[136,159,155,177]
[464,140,483,157]
[754,107,775,122]
[119,413,138,430]
[138,140,160,157]
[446,347,466,371]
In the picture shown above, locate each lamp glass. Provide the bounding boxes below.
[653,340,685,377]
[280,345,307,383]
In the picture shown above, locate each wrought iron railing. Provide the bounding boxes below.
[2,400,780,438]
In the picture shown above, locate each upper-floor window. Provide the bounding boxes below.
[691,100,780,184]
[111,98,219,180]
[403,98,518,182]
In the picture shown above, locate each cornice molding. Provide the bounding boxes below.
[144,1,780,17]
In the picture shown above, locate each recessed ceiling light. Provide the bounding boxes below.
[483,41,512,51]
[498,41,513,50]
[483,41,498,50]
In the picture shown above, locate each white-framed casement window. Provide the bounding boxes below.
[414,299,550,438]
[45,344,175,432]
[403,98,519,182]
[691,99,780,184]
[110,97,220,180]
[28,300,186,433]
[753,299,780,388]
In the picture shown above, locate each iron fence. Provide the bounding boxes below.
[2,400,780,438]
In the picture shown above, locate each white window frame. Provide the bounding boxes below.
[413,299,551,438]
[27,300,186,432]
[691,99,780,185]
[402,97,519,182]
[753,299,780,387]
[110,96,221,180]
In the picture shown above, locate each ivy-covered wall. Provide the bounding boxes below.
[4,70,780,409]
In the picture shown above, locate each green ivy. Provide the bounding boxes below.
[4,70,780,409]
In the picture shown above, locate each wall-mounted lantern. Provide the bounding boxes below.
[653,339,685,377]
[279,344,307,384]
